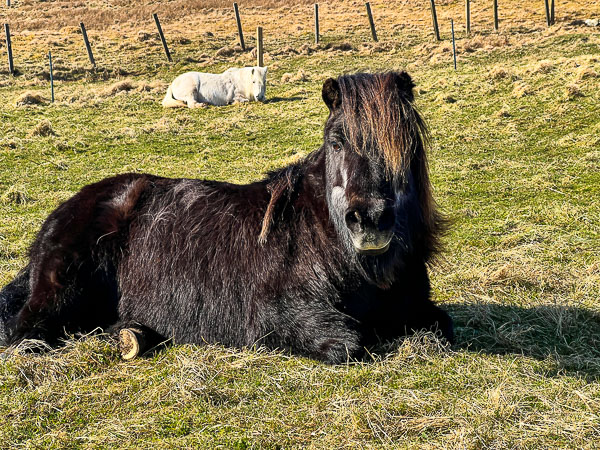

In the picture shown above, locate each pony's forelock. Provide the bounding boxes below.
[337,72,428,180]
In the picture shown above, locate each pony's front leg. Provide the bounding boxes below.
[361,298,453,346]
[272,303,365,364]
[232,94,249,104]
[184,96,207,108]
[397,299,454,343]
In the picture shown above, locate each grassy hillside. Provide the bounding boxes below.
[1,0,600,447]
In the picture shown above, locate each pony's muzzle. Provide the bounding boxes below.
[345,205,395,254]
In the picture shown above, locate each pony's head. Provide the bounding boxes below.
[249,66,267,102]
[321,72,439,263]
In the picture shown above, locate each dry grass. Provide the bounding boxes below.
[280,68,308,83]
[565,82,583,98]
[1,332,599,447]
[488,65,514,80]
[512,81,532,98]
[14,90,46,106]
[1,185,31,205]
[29,119,55,137]
[1,0,598,83]
[102,79,136,96]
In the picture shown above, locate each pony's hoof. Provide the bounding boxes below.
[119,328,144,360]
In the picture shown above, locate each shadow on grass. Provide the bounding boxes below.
[446,302,600,379]
[265,96,304,103]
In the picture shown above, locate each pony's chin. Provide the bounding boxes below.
[354,241,391,256]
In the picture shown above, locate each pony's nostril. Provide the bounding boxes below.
[345,209,363,228]
[378,207,395,231]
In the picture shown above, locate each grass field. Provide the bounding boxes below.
[1,0,600,447]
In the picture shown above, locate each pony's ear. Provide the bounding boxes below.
[322,78,341,111]
[392,71,415,102]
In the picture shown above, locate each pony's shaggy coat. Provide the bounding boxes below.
[0,72,452,363]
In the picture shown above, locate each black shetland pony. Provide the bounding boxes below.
[0,72,452,363]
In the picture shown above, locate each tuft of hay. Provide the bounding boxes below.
[281,69,308,84]
[137,31,156,42]
[331,42,354,52]
[297,43,314,55]
[488,65,513,80]
[565,83,583,99]
[532,59,555,74]
[574,66,598,81]
[137,80,168,93]
[278,46,299,56]
[103,80,136,96]
[462,37,485,53]
[512,82,532,98]
[436,93,457,104]
[494,106,511,118]
[215,46,234,57]
[2,184,32,205]
[29,120,56,137]
[172,36,191,45]
[15,91,46,106]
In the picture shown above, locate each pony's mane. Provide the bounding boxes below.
[337,72,429,180]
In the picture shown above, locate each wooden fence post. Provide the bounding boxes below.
[4,23,13,75]
[429,0,440,41]
[466,0,471,34]
[365,2,378,42]
[493,0,498,31]
[451,19,457,70]
[544,0,551,26]
[256,26,263,67]
[314,4,319,44]
[79,23,96,67]
[233,3,245,50]
[49,51,54,103]
[153,13,172,62]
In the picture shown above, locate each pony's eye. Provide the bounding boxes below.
[331,141,342,152]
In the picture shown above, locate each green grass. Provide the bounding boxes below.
[1,24,600,447]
